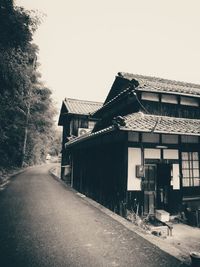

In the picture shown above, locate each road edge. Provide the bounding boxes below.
[49,167,189,266]
[0,168,29,190]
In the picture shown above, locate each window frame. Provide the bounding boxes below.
[181,151,200,187]
[180,96,199,107]
[141,92,159,102]
[161,94,178,104]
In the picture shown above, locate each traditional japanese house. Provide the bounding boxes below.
[58,98,102,179]
[65,73,200,217]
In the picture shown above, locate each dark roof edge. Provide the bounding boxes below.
[64,98,103,105]
[91,86,136,117]
[119,127,200,136]
[65,126,116,148]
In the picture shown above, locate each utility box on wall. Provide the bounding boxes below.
[136,165,145,178]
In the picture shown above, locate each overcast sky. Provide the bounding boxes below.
[16,0,200,109]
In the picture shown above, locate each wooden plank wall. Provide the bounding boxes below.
[72,141,128,215]
[70,117,88,136]
[141,100,200,119]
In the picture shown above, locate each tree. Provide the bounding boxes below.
[48,129,62,157]
[23,85,57,165]
[0,0,40,49]
[0,1,56,168]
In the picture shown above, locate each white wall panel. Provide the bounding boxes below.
[127,148,141,191]
[163,149,179,159]
[144,148,161,159]
[172,164,180,189]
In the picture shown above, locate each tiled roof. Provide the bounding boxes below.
[119,72,200,97]
[65,126,115,147]
[92,73,200,117]
[121,112,200,135]
[66,112,200,147]
[64,98,103,115]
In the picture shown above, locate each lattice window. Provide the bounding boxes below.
[181,152,200,187]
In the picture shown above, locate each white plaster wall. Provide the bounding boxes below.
[163,149,179,159]
[144,148,161,159]
[127,148,141,191]
[172,164,180,190]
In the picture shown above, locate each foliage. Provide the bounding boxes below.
[48,129,62,157]
[0,0,40,49]
[0,1,56,168]
[23,86,57,165]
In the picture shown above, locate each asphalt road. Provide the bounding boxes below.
[0,164,186,267]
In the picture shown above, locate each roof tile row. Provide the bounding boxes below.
[64,98,102,115]
[66,112,200,147]
[120,72,200,97]
[122,112,200,135]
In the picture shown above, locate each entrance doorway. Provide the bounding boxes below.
[144,163,173,214]
[156,163,172,211]
[144,164,156,214]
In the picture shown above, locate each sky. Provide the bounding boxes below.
[15,0,200,111]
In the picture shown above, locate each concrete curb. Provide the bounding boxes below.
[49,168,189,266]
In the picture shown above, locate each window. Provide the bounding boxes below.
[144,165,156,214]
[161,94,178,104]
[128,132,139,142]
[144,165,156,191]
[180,96,199,107]
[181,152,200,187]
[141,92,159,102]
[162,134,178,144]
[142,133,160,143]
[181,135,199,143]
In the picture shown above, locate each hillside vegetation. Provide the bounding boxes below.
[0,0,60,172]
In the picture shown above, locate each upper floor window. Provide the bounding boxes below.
[180,96,199,107]
[141,92,159,102]
[161,94,178,104]
[142,133,160,143]
[182,152,200,187]
[181,135,199,143]
[162,134,178,144]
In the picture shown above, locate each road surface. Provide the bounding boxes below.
[0,164,186,267]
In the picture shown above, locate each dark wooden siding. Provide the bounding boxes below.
[61,121,71,166]
[70,116,89,136]
[140,99,200,119]
[72,141,127,215]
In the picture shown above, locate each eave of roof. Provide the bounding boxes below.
[65,125,116,148]
[92,73,200,118]
[65,112,200,148]
[120,72,200,97]
[120,112,200,136]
